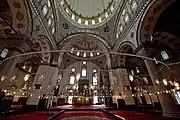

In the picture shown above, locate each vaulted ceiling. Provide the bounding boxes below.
[154,0,180,38]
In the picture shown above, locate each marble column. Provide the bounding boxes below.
[115,68,135,105]
[137,48,180,118]
[102,71,112,106]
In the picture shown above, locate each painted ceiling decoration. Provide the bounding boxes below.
[59,34,109,60]
[139,0,175,44]
[7,0,29,35]
[34,36,51,63]
[154,32,180,50]
[58,0,121,28]
[112,0,151,50]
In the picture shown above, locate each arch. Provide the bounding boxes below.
[117,41,136,67]
[137,0,175,44]
[118,41,136,52]
[58,32,111,51]
[34,35,51,63]
[57,32,112,69]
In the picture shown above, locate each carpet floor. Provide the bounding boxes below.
[111,110,171,120]
[7,111,57,120]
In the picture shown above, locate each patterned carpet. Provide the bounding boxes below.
[7,110,173,120]
[56,111,115,120]
[111,110,171,120]
[8,111,57,120]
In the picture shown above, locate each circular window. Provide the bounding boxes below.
[71,67,76,72]
[83,61,87,64]
[93,69,97,73]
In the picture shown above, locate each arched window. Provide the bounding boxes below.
[93,76,97,85]
[82,68,87,77]
[48,17,52,26]
[70,47,74,53]
[52,27,55,34]
[93,69,98,85]
[42,5,48,16]
[124,13,129,23]
[76,52,80,56]
[69,75,75,84]
[161,51,169,60]
[28,67,32,72]
[90,52,93,57]
[76,73,80,81]
[47,0,51,7]
[83,52,86,57]
[0,48,8,58]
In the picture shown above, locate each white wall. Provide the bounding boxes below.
[110,68,135,105]
[59,61,101,93]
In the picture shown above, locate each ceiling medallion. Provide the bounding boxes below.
[59,0,120,28]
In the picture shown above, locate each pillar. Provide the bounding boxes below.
[102,71,112,106]
[0,49,22,89]
[137,48,180,118]
[26,65,58,106]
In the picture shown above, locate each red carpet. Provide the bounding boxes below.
[112,111,169,120]
[7,110,171,120]
[56,111,115,120]
[49,105,112,110]
[8,112,57,120]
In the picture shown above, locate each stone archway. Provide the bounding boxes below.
[57,33,112,70]
[117,41,136,67]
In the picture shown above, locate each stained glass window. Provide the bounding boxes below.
[47,0,51,7]
[161,51,169,60]
[0,48,8,58]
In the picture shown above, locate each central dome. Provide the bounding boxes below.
[66,0,112,18]
[59,0,120,27]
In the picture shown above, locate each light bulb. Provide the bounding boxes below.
[163,79,168,86]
